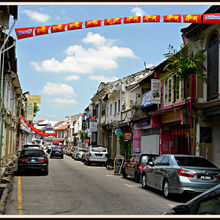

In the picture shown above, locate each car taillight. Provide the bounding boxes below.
[216,174,220,179]
[177,169,195,178]
[18,158,27,162]
[39,158,48,162]
[138,166,143,171]
[77,153,80,155]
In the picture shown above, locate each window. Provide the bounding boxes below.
[154,156,164,166]
[110,104,112,116]
[114,102,117,114]
[118,99,120,112]
[160,156,170,166]
[106,107,109,118]
[101,103,106,116]
[168,78,172,103]
[207,33,219,101]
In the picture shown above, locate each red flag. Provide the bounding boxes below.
[104,18,122,26]
[203,13,220,24]
[163,14,181,23]
[85,20,102,28]
[124,16,141,24]
[183,14,201,23]
[35,25,50,36]
[91,115,96,120]
[51,24,66,33]
[143,15,160,23]
[67,22,83,30]
[15,27,35,40]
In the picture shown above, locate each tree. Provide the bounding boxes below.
[160,43,207,88]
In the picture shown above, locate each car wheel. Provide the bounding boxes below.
[135,172,140,183]
[141,173,148,189]
[87,160,90,166]
[163,180,170,199]
[61,156,63,159]
[122,172,127,179]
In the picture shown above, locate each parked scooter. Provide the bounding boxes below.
[105,153,114,170]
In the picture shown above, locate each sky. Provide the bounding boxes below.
[8,3,211,121]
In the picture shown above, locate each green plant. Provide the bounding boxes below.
[119,133,133,159]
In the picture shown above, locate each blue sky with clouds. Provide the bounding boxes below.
[9,4,210,121]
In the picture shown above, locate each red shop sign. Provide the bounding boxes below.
[124,132,132,141]
[85,139,90,144]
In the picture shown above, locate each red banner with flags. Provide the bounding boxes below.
[19,112,57,137]
[182,14,201,23]
[35,25,50,36]
[203,13,220,24]
[15,27,35,40]
[85,20,102,28]
[104,18,122,26]
[51,24,66,33]
[124,16,141,24]
[143,15,160,22]
[67,22,84,30]
[163,14,182,22]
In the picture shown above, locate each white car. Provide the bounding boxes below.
[84,146,108,166]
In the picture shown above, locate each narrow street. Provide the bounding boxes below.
[5,155,184,215]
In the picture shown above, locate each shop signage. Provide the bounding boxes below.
[85,139,90,144]
[124,132,132,141]
[162,109,182,124]
[115,128,122,136]
[26,102,34,121]
[114,155,125,175]
[90,120,97,132]
[151,79,161,104]
[151,115,161,128]
[26,95,41,103]
[133,129,141,154]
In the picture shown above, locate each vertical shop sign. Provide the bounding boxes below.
[27,102,34,121]
[133,129,141,154]
[151,79,161,104]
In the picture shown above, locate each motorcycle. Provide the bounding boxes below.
[105,158,114,170]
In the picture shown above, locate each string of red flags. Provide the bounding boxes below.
[19,112,57,137]
[15,13,220,40]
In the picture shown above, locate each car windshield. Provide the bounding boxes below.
[91,147,107,152]
[53,147,62,151]
[175,156,217,168]
[24,145,40,148]
[79,149,85,152]
[21,150,45,157]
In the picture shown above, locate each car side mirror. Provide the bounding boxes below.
[149,161,154,167]
[173,205,190,214]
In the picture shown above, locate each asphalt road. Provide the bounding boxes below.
[4,154,186,216]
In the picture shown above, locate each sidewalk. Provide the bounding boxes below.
[0,159,16,214]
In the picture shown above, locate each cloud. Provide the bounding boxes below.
[64,75,80,81]
[48,98,78,105]
[41,82,74,98]
[89,75,119,83]
[31,32,137,74]
[82,32,114,47]
[131,7,145,16]
[22,9,50,22]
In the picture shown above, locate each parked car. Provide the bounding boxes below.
[141,154,220,199]
[72,148,86,160]
[164,184,220,214]
[50,146,64,159]
[121,154,157,182]
[23,144,41,149]
[84,146,108,166]
[17,147,48,175]
[81,148,88,162]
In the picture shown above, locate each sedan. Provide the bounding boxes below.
[72,148,86,160]
[17,147,48,175]
[165,184,220,214]
[121,154,157,182]
[141,154,220,199]
[50,147,64,159]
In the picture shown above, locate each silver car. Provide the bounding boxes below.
[72,148,86,160]
[141,154,220,199]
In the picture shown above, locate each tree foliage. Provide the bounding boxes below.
[159,43,207,87]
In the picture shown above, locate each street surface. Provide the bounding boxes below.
[5,155,185,215]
